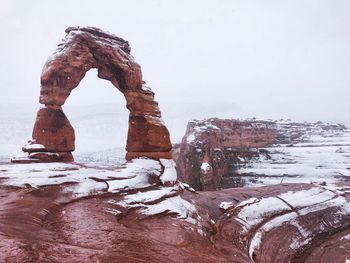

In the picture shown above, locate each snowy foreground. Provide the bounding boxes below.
[1,159,350,261]
[0,158,198,223]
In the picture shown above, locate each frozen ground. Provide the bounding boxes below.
[235,121,350,186]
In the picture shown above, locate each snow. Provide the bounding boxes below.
[65,180,107,198]
[0,157,198,224]
[200,162,212,173]
[141,84,153,93]
[104,208,122,216]
[159,159,177,185]
[289,237,312,250]
[140,196,196,222]
[23,143,45,150]
[236,126,350,187]
[185,119,221,144]
[248,211,303,257]
[116,186,178,208]
[105,159,161,192]
[278,188,336,208]
[219,201,234,210]
[109,184,199,224]
[10,152,30,161]
[235,197,259,209]
[236,196,291,230]
[341,234,350,240]
[177,119,349,190]
[179,182,196,192]
[186,133,196,144]
[262,212,298,232]
[246,184,350,257]
[290,220,311,239]
[249,232,262,259]
[0,158,162,197]
[298,196,349,216]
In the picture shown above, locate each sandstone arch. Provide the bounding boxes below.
[13,26,172,163]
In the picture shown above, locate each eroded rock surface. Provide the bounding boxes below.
[1,159,350,262]
[174,118,350,190]
[12,26,172,163]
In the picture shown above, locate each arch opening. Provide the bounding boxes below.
[12,26,172,163]
[64,68,128,166]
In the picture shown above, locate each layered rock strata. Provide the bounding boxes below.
[174,118,349,191]
[12,26,172,163]
[174,118,277,190]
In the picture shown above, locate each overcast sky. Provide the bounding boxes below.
[1,0,349,123]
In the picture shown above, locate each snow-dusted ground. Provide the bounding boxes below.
[0,156,199,224]
[235,121,350,187]
[0,104,202,224]
[218,184,350,260]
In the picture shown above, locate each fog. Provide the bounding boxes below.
[1,0,349,124]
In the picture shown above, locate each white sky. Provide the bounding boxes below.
[1,0,349,123]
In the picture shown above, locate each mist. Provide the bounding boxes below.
[1,0,349,125]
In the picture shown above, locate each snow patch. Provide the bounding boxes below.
[140,196,197,223]
[278,188,336,208]
[200,162,212,173]
[187,133,196,144]
[117,186,178,208]
[341,234,350,240]
[0,158,162,197]
[179,182,196,192]
[237,197,291,231]
[219,201,234,211]
[23,143,45,151]
[159,159,177,185]
[249,232,262,259]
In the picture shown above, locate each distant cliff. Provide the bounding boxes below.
[173,118,349,190]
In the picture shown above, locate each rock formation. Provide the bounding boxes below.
[174,118,349,191]
[173,118,277,190]
[12,26,172,163]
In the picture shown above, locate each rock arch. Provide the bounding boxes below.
[13,26,172,163]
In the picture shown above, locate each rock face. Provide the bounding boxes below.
[12,26,172,163]
[32,107,75,152]
[174,118,350,191]
[174,118,277,190]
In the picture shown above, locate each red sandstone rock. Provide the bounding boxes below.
[32,107,75,152]
[127,114,172,152]
[174,118,277,190]
[1,176,350,262]
[174,118,349,191]
[13,26,172,162]
[29,152,74,162]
